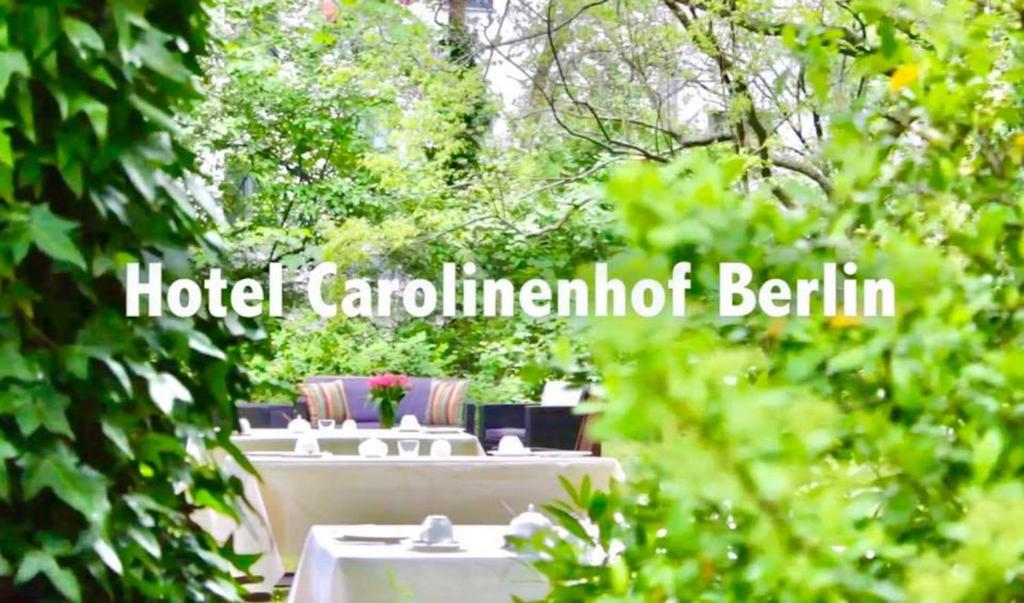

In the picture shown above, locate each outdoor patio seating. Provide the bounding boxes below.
[293,375,471,427]
[465,382,597,453]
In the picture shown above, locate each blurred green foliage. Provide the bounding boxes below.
[527,1,1024,601]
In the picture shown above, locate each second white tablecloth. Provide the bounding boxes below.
[288,525,548,603]
[252,455,624,566]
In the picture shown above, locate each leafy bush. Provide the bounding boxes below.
[533,1,1024,601]
[0,2,255,600]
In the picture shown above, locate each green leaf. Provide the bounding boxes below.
[56,131,84,196]
[0,341,33,380]
[972,429,1003,484]
[101,420,134,459]
[147,372,192,414]
[0,440,18,502]
[69,94,109,142]
[119,153,155,201]
[27,205,86,269]
[92,539,122,576]
[188,331,226,360]
[543,504,590,542]
[14,79,35,142]
[63,18,104,54]
[127,528,161,559]
[15,551,81,602]
[0,50,29,98]
[20,444,109,524]
[0,130,12,167]
[100,356,132,395]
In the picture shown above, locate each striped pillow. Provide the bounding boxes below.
[426,379,468,426]
[298,380,351,422]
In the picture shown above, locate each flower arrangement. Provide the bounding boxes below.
[367,373,412,429]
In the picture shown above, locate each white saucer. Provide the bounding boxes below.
[491,448,532,456]
[405,539,462,552]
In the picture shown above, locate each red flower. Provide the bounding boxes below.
[321,0,338,23]
[368,373,411,390]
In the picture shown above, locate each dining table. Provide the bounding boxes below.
[247,453,624,567]
[232,427,486,456]
[287,524,548,603]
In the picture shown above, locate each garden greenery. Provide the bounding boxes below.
[0,2,255,600]
[4,0,1020,600]
[526,1,1024,601]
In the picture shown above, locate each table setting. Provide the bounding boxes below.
[231,413,486,457]
[288,511,553,603]
[248,451,624,564]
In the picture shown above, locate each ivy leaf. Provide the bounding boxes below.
[56,131,84,196]
[0,50,29,98]
[101,420,134,459]
[0,341,33,380]
[0,130,13,167]
[92,539,122,576]
[15,550,81,602]
[100,356,132,395]
[19,444,109,524]
[0,385,73,438]
[28,205,86,269]
[70,94,109,142]
[188,331,226,360]
[147,372,192,414]
[63,18,105,55]
[0,440,17,501]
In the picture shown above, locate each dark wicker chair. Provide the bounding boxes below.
[466,384,600,454]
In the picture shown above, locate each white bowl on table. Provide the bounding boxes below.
[492,435,531,456]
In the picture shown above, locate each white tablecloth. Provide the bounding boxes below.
[233,428,485,456]
[251,455,624,566]
[288,525,548,603]
[196,457,285,595]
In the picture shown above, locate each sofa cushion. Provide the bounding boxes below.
[426,379,468,426]
[298,380,351,422]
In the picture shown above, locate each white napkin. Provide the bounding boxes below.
[294,433,320,455]
[288,417,312,433]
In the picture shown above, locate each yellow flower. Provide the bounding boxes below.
[829,313,863,329]
[1010,132,1024,163]
[890,63,920,93]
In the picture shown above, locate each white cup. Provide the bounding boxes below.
[418,515,454,544]
[398,439,421,457]
[340,419,357,433]
[238,418,252,434]
[398,414,421,431]
[429,440,452,457]
[498,435,525,453]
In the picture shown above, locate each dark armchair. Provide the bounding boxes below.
[466,382,600,454]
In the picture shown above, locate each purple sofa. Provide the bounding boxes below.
[295,376,465,427]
